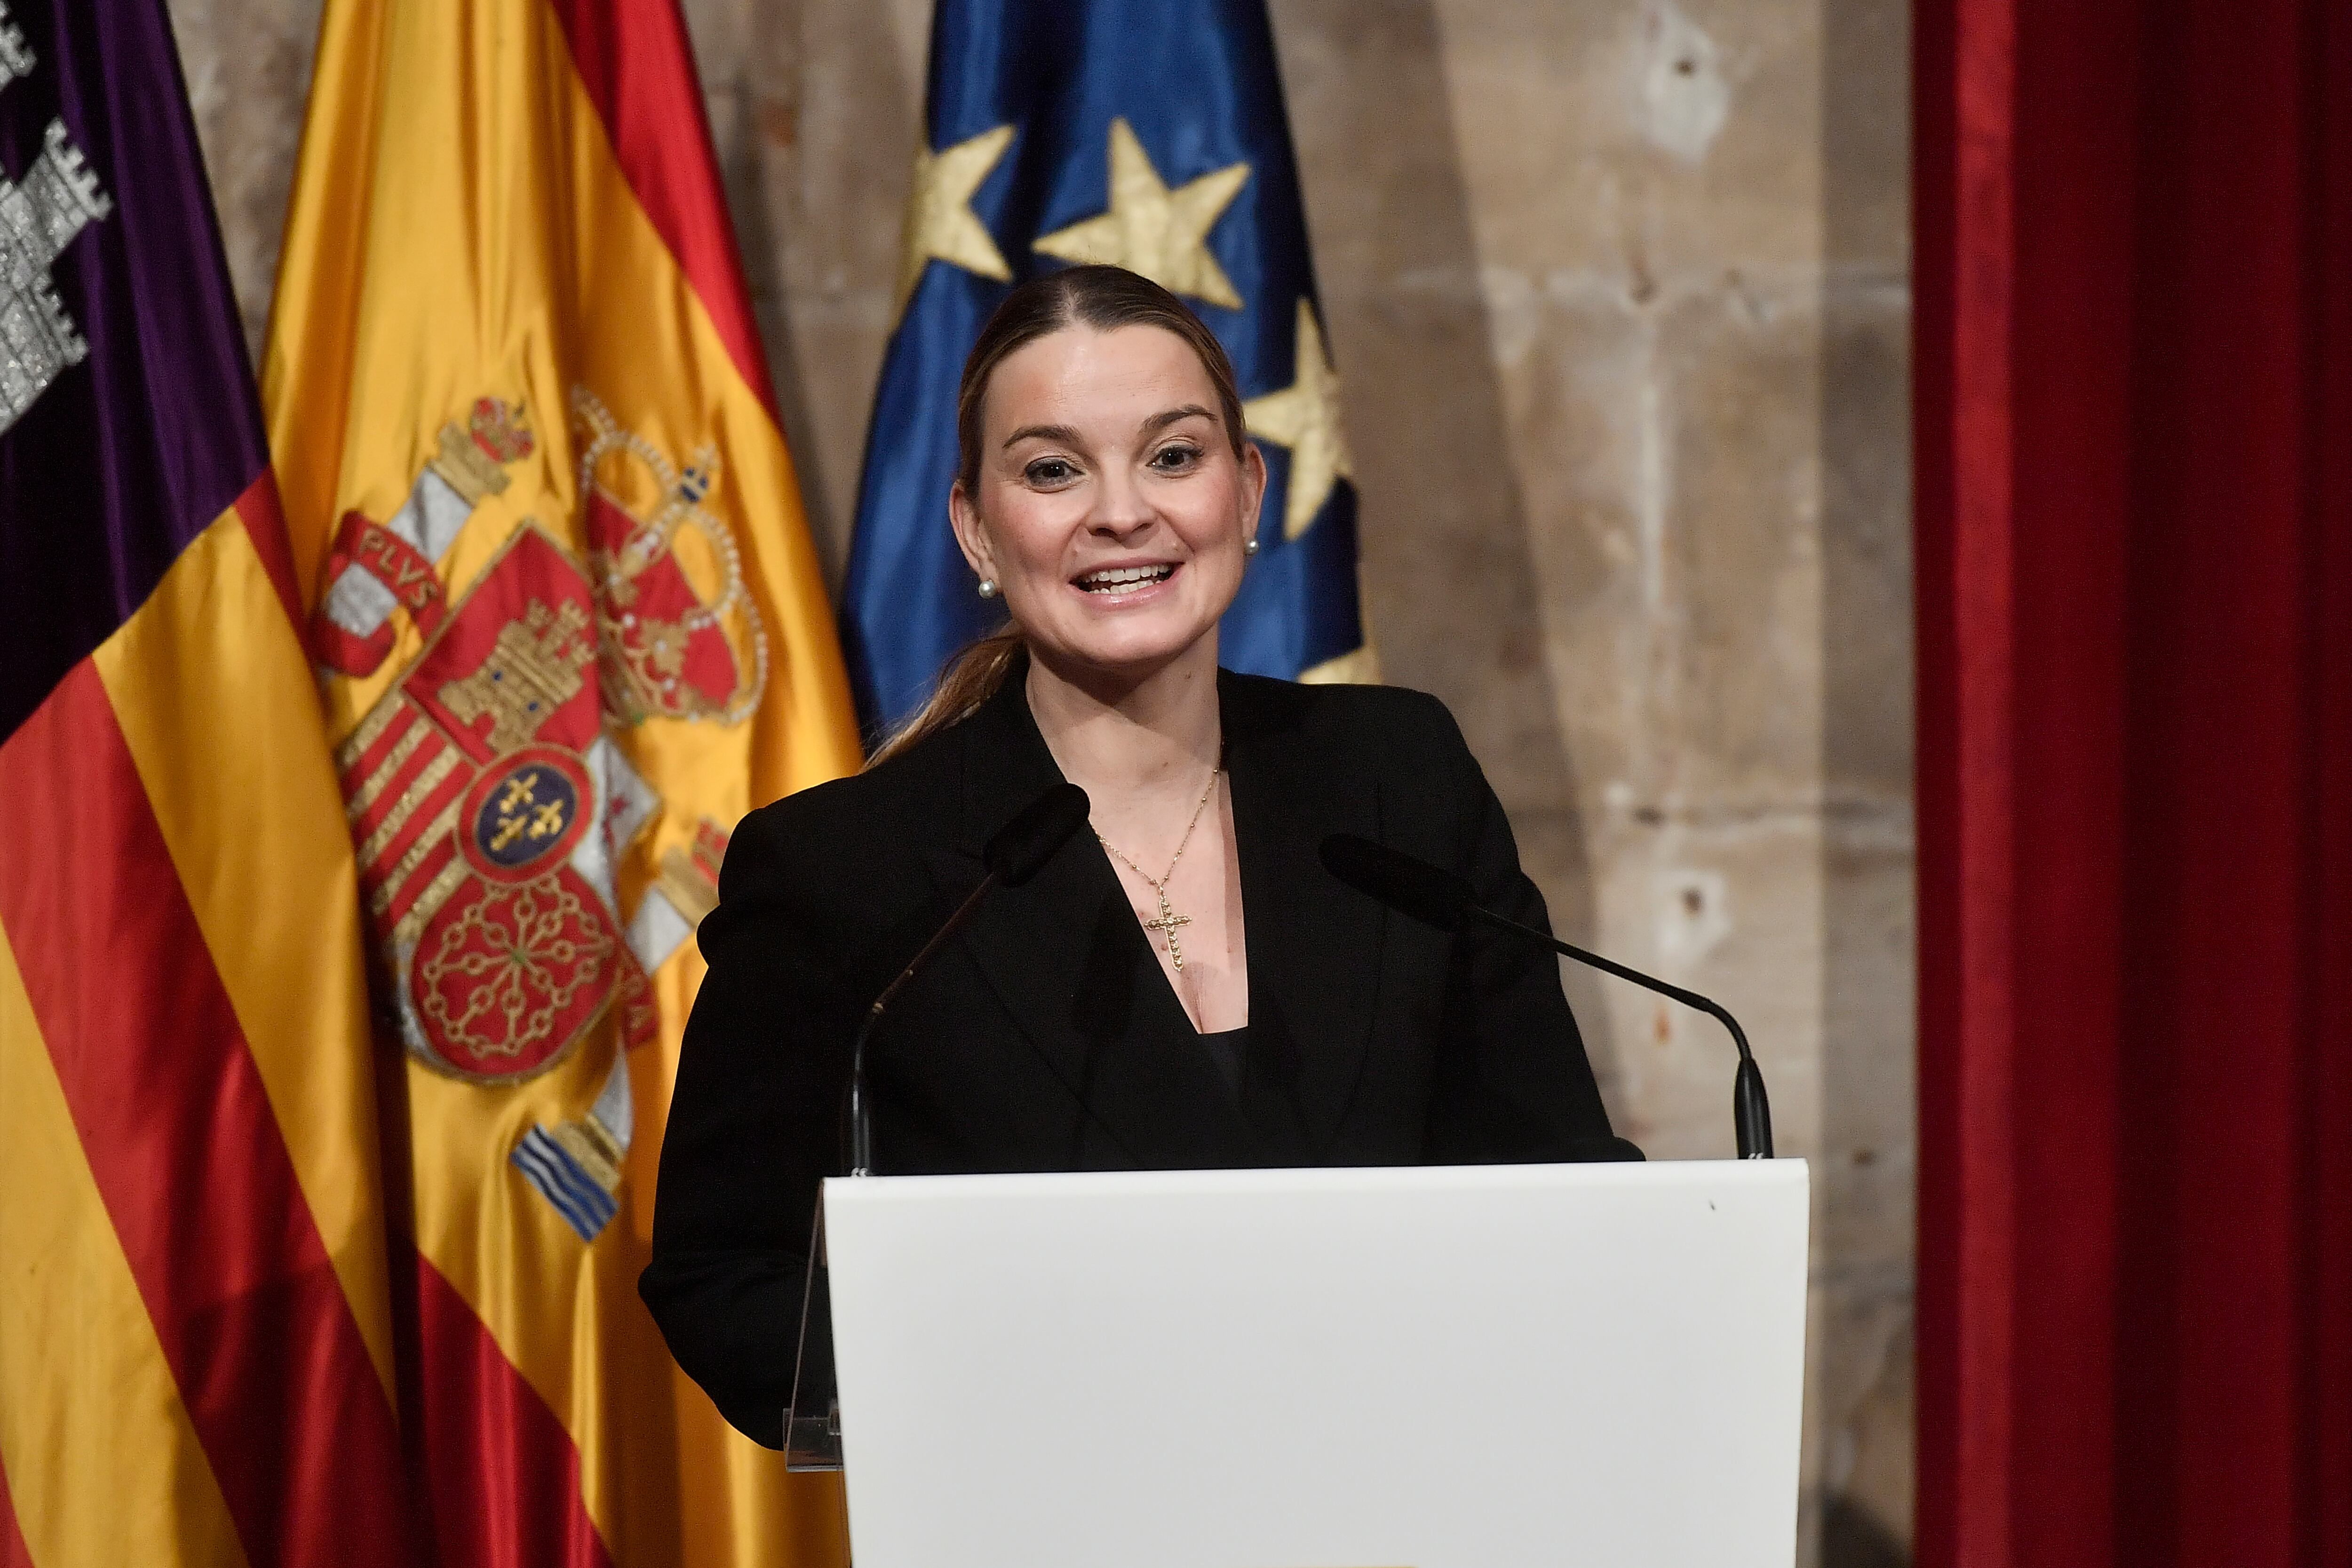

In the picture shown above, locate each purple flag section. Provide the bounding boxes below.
[0,0,269,743]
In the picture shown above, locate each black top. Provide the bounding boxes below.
[640,667,1631,1446]
[1198,1025,1248,1097]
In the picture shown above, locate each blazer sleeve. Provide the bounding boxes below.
[638,803,855,1448]
[1412,696,1634,1162]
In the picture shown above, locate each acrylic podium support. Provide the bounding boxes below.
[798,1160,1808,1568]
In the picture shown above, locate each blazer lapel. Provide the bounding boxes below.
[934,673,1261,1169]
[1221,672,1386,1159]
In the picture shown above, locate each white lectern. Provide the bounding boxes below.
[814,1160,1807,1568]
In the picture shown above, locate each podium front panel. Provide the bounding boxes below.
[824,1160,1808,1568]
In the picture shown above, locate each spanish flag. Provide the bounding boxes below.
[0,0,407,1563]
[263,0,860,1562]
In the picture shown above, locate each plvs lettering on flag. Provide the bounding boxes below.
[0,1,408,1564]
[267,0,858,1562]
[842,0,1376,739]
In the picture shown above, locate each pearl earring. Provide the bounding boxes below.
[1243,536,1260,557]
[977,578,998,599]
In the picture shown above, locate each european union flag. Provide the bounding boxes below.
[840,0,1374,737]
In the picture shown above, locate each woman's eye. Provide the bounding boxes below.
[1025,458,1075,486]
[1150,444,1201,471]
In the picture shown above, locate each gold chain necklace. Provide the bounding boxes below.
[1093,763,1222,972]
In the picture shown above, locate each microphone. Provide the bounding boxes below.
[847,783,1091,1176]
[1320,833,1774,1160]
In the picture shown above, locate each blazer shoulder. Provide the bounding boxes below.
[722,719,964,899]
[1225,672,1470,765]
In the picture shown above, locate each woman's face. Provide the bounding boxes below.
[950,323,1265,685]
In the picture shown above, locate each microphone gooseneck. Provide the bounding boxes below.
[1319,833,1774,1160]
[1318,831,1474,932]
[848,784,1091,1177]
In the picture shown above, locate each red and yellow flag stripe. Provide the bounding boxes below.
[0,1,413,1557]
[0,482,407,1567]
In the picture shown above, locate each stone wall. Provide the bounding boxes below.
[167,0,1915,1558]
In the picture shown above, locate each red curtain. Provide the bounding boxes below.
[1915,0,2352,1563]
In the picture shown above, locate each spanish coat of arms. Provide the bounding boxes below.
[316,390,762,1239]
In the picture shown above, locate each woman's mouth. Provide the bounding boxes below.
[1073,564,1177,597]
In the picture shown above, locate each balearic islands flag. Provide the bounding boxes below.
[840,0,1375,736]
[266,0,860,1562]
[0,1,407,1562]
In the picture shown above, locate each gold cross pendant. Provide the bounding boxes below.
[1143,885,1194,971]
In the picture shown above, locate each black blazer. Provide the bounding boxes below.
[641,667,1629,1445]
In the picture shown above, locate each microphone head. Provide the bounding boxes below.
[1319,834,1474,932]
[985,783,1092,887]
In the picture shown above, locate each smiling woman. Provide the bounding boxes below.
[638,265,1636,1449]
[876,267,1262,761]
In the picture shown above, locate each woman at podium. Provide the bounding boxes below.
[643,265,1631,1446]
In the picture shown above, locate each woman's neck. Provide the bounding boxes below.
[1025,637,1222,801]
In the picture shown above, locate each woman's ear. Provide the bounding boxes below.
[1239,437,1269,535]
[948,480,997,583]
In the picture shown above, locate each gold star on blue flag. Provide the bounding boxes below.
[840,0,1375,738]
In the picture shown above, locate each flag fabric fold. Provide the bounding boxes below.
[840,0,1376,738]
[0,2,404,1564]
[264,0,859,1563]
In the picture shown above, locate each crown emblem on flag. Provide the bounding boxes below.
[467,394,533,462]
[429,396,534,506]
[573,387,768,726]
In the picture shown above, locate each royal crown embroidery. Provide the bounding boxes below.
[574,387,767,725]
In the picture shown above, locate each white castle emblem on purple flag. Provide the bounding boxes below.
[0,3,114,438]
[0,6,30,93]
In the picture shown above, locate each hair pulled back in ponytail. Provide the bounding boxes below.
[865,265,1249,769]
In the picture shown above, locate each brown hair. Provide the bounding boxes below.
[866,265,1250,768]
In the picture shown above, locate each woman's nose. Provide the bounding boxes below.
[1086,466,1157,537]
